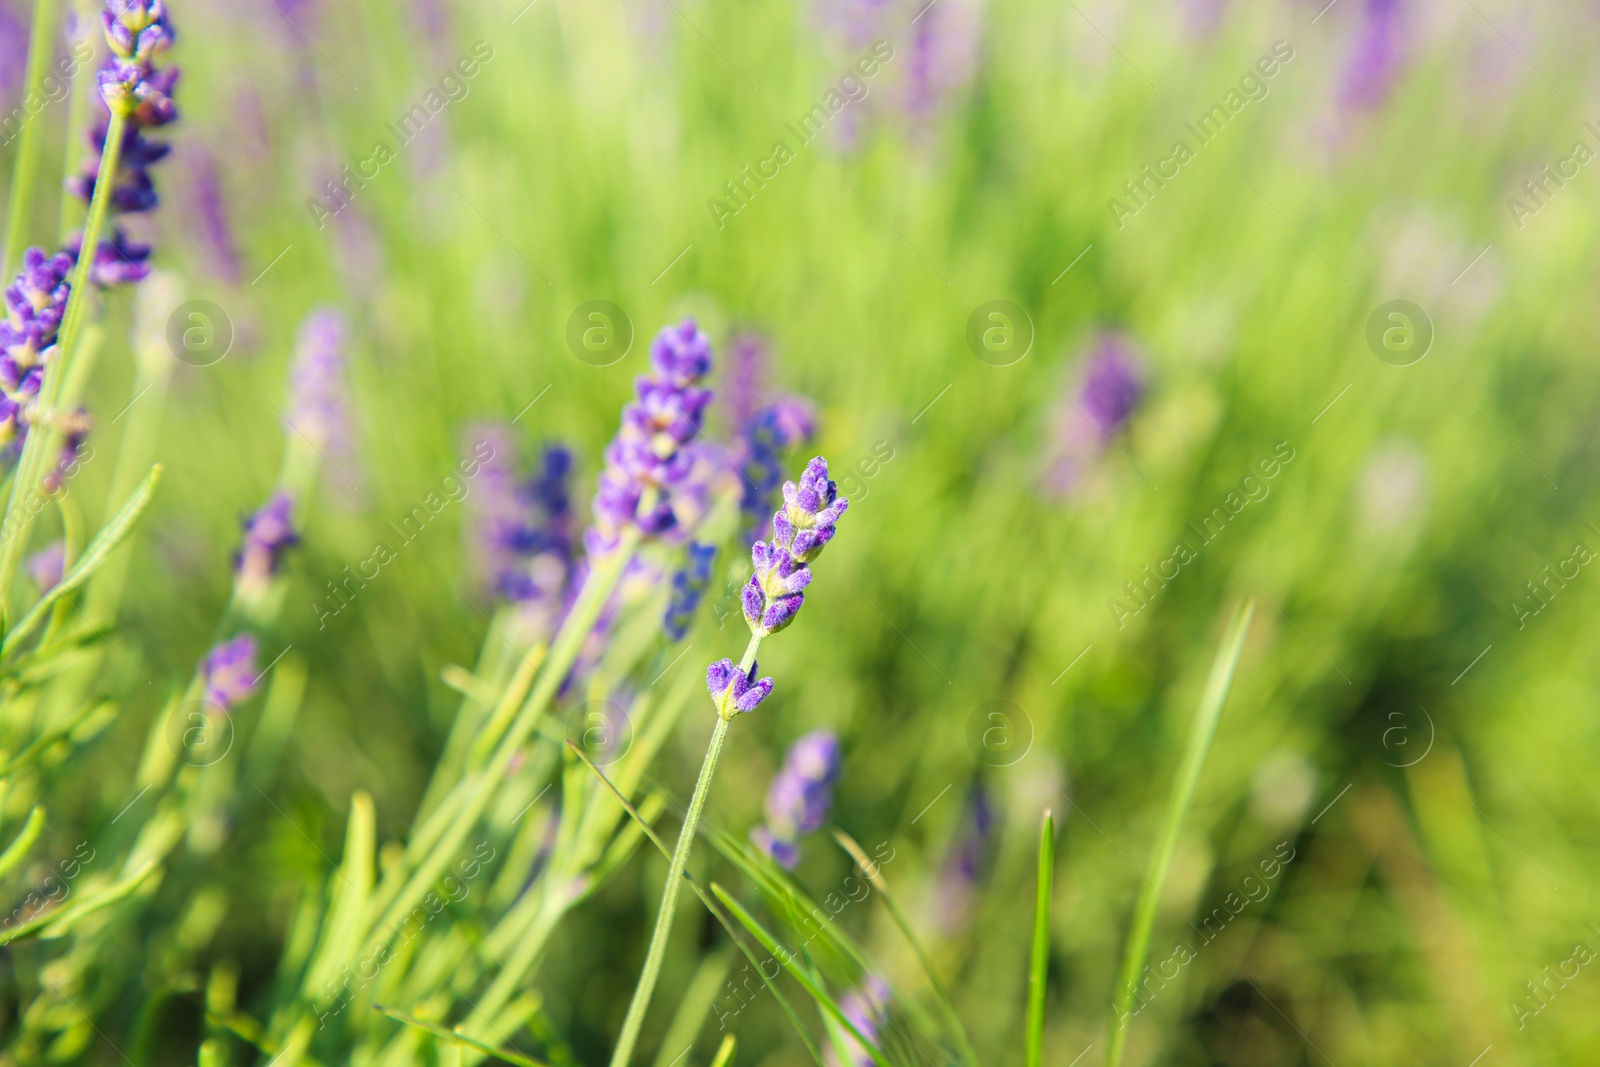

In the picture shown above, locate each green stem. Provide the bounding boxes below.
[0,0,61,280]
[1105,601,1253,1067]
[608,632,760,1067]
[0,108,126,618]
[1025,809,1054,1067]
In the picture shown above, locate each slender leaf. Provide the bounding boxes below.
[1105,600,1254,1067]
[1026,809,1054,1067]
[373,1005,550,1067]
[0,806,45,881]
[708,1035,735,1067]
[3,463,164,657]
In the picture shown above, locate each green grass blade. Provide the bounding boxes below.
[0,805,45,881]
[373,1004,550,1067]
[832,829,978,1067]
[1105,600,1254,1067]
[710,883,891,1067]
[1026,809,1054,1067]
[708,1034,735,1067]
[569,743,826,1067]
[2,464,164,657]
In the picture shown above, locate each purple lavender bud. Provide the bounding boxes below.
[468,426,576,628]
[0,6,25,112]
[724,331,768,432]
[1338,0,1405,113]
[663,542,716,640]
[772,456,849,564]
[586,319,716,552]
[751,729,839,867]
[0,249,75,446]
[826,976,890,1067]
[201,634,258,712]
[286,309,349,454]
[742,540,811,636]
[67,227,153,287]
[235,493,298,594]
[706,658,775,718]
[26,542,66,593]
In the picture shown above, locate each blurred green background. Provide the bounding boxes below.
[2,0,1598,1063]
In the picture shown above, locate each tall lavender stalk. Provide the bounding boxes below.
[609,456,849,1067]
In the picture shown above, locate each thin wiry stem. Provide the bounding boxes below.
[0,0,61,280]
[608,631,760,1067]
[0,109,128,619]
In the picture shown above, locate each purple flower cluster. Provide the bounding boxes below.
[0,249,74,446]
[70,0,181,287]
[705,658,775,719]
[588,319,714,554]
[287,309,349,455]
[234,492,298,595]
[1042,332,1146,497]
[663,542,716,640]
[750,729,840,868]
[742,457,848,635]
[493,442,576,611]
[26,542,66,593]
[826,975,891,1067]
[201,634,258,711]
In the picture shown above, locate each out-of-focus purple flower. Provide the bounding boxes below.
[287,309,349,455]
[663,542,716,640]
[189,148,243,284]
[1041,332,1146,497]
[26,542,65,593]
[724,331,768,433]
[933,784,994,931]
[201,633,258,711]
[235,492,298,595]
[0,5,26,112]
[751,728,840,867]
[903,0,984,129]
[587,319,715,554]
[41,409,91,494]
[706,657,775,718]
[0,248,75,446]
[737,400,816,543]
[826,975,890,1067]
[469,426,575,616]
[1338,0,1405,113]
[741,457,848,636]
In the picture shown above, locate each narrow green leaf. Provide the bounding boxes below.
[1105,600,1254,1067]
[302,791,375,998]
[834,829,979,1067]
[566,743,825,1067]
[710,883,891,1067]
[708,1035,735,1067]
[2,463,164,657]
[2,861,158,944]
[1026,809,1054,1067]
[373,1004,550,1067]
[0,806,45,881]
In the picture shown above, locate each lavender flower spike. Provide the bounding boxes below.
[287,309,349,453]
[201,634,258,711]
[663,542,716,640]
[742,457,848,636]
[826,976,891,1067]
[706,658,774,719]
[587,319,715,554]
[0,249,74,446]
[235,492,298,595]
[751,729,840,868]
